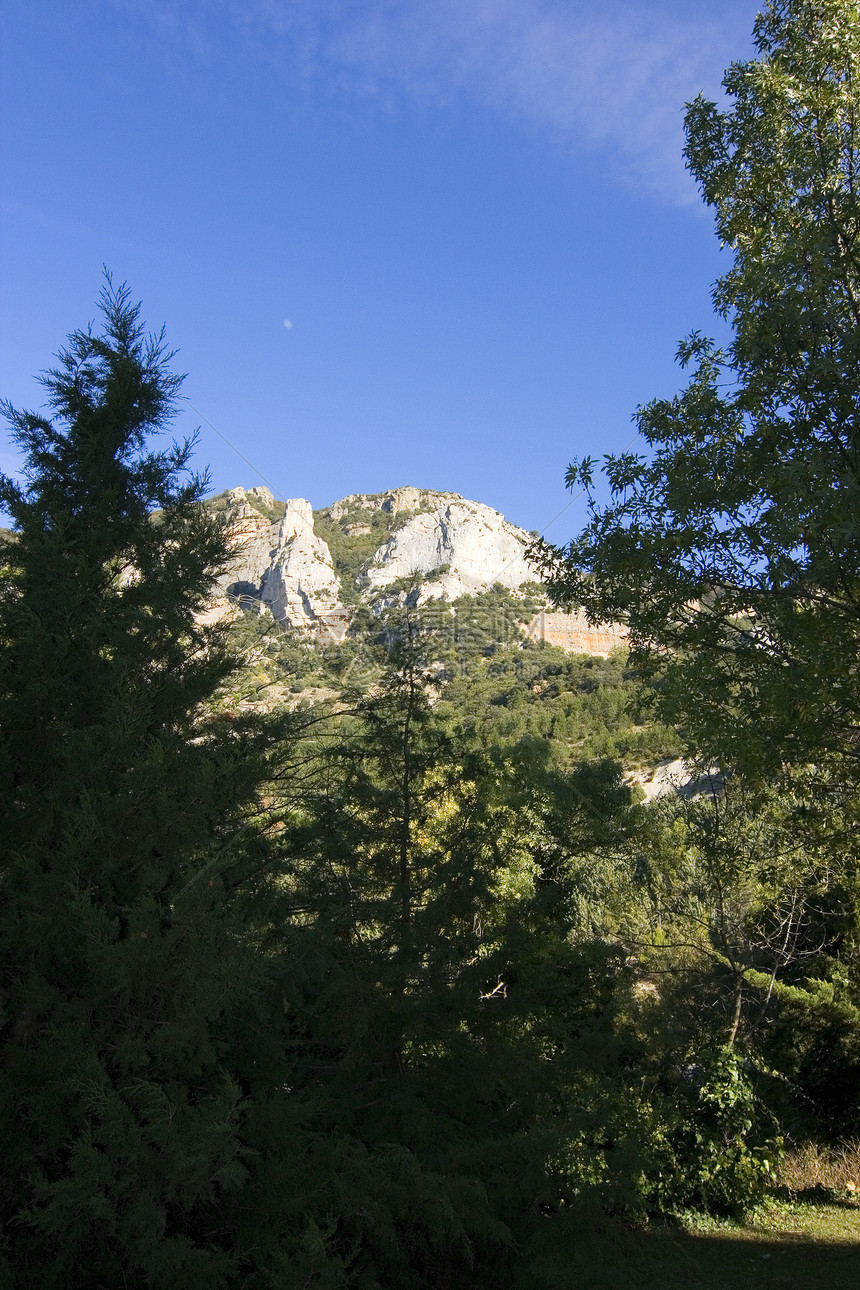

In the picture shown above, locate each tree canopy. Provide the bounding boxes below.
[542,0,860,787]
[538,0,860,1154]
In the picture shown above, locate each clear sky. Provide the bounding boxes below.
[2,0,756,539]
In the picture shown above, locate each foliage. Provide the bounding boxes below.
[258,598,643,1280]
[230,575,680,776]
[638,1046,783,1217]
[436,642,680,769]
[6,249,842,1286]
[207,487,285,525]
[312,502,423,604]
[22,41,860,1255]
[540,0,860,792]
[225,605,332,694]
[0,279,297,1288]
[532,0,860,1194]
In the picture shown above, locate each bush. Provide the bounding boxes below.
[641,1047,783,1216]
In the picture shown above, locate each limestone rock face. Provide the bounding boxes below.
[260,499,341,630]
[209,484,623,654]
[365,498,536,601]
[216,486,281,600]
[524,610,627,656]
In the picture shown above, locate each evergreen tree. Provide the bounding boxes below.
[265,602,640,1284]
[0,280,277,1287]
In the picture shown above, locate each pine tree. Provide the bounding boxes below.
[0,279,276,1287]
[268,602,638,1285]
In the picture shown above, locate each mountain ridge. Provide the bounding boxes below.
[208,485,627,655]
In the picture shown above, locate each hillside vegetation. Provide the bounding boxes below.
[226,580,680,773]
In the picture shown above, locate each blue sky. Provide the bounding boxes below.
[2,0,756,538]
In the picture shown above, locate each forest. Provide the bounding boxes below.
[1,2,860,1286]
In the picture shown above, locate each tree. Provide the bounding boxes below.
[265,598,640,1284]
[540,0,860,1150]
[542,0,860,789]
[621,778,860,1127]
[0,280,282,1287]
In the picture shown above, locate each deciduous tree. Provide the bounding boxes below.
[540,0,860,1152]
[543,0,860,788]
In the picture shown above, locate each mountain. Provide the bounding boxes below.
[208,484,626,655]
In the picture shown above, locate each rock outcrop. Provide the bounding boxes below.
[211,484,625,654]
[365,497,535,601]
[524,610,627,656]
[328,487,459,521]
[260,499,342,631]
[216,486,281,601]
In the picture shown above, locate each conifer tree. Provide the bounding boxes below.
[268,601,639,1283]
[0,279,275,1287]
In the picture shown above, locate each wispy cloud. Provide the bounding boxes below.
[115,0,755,202]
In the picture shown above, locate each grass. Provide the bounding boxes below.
[776,1140,860,1195]
[524,1190,860,1289]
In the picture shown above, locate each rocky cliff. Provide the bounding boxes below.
[210,485,625,655]
[525,610,628,655]
[365,497,534,601]
[260,498,341,630]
